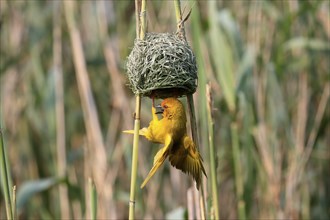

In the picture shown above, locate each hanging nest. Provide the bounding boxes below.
[126,33,198,98]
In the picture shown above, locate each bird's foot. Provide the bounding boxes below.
[151,95,155,107]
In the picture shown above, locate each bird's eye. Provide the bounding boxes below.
[163,105,168,108]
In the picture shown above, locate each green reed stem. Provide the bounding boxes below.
[173,0,186,40]
[129,1,146,219]
[206,85,219,220]
[174,0,181,21]
[129,95,141,220]
[0,129,13,220]
[174,0,206,219]
[231,122,246,220]
[129,0,145,218]
[12,185,17,220]
[139,0,146,40]
[89,178,97,220]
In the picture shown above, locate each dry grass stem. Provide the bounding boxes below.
[53,1,70,218]
[63,1,109,218]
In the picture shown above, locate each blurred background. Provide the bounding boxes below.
[0,0,329,219]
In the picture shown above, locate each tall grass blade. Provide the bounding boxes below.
[89,178,97,220]
[174,1,207,218]
[208,1,236,112]
[231,123,246,220]
[206,84,219,220]
[190,1,209,159]
[12,185,17,220]
[16,177,60,212]
[0,129,13,220]
[64,1,109,217]
[53,1,69,218]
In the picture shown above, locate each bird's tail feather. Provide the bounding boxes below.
[140,158,166,188]
[141,149,167,188]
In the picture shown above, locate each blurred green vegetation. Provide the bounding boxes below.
[0,0,329,219]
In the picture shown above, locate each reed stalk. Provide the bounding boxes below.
[139,0,146,40]
[12,185,17,220]
[173,0,185,40]
[128,95,141,220]
[173,1,206,219]
[53,1,70,218]
[64,1,108,217]
[206,84,219,220]
[0,129,13,220]
[187,95,206,220]
[89,178,97,220]
[231,123,246,220]
[129,0,145,219]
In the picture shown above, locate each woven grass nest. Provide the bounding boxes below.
[126,33,198,98]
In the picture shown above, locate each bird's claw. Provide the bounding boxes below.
[151,95,155,107]
[151,95,157,116]
[152,105,156,115]
[151,95,159,120]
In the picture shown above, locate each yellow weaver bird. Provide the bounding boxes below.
[124,97,206,189]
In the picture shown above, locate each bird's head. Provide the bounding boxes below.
[155,97,186,120]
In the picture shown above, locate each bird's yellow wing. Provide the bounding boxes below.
[141,135,173,188]
[168,135,206,189]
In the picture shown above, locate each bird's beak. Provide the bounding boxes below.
[155,104,164,114]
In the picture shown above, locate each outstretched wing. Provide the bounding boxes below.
[168,135,206,189]
[141,135,173,188]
